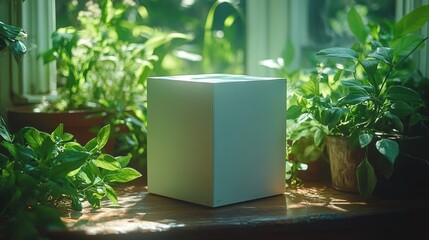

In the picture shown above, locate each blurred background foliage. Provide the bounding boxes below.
[55,0,246,75]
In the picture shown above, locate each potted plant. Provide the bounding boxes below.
[0,116,141,239]
[7,1,190,164]
[293,5,429,197]
[0,20,27,63]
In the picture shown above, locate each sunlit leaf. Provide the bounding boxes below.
[347,6,368,44]
[317,47,358,60]
[394,5,429,37]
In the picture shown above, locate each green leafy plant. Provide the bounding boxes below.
[294,5,429,197]
[0,116,141,239]
[0,20,27,62]
[40,0,191,164]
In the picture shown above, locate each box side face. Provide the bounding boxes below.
[147,78,214,207]
[213,79,286,207]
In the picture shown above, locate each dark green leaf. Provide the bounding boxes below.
[321,108,346,129]
[50,150,90,177]
[339,93,371,105]
[316,47,358,60]
[394,5,429,37]
[359,133,373,148]
[347,6,368,44]
[341,80,367,93]
[376,139,399,168]
[390,101,413,117]
[391,34,423,56]
[356,157,377,198]
[0,117,12,142]
[286,105,302,120]
[386,86,422,104]
[368,47,393,65]
[93,154,121,171]
[409,113,422,127]
[104,167,141,183]
[361,60,378,79]
[97,124,110,149]
[385,112,404,133]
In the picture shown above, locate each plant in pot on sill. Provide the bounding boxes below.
[293,5,429,198]
[0,116,141,240]
[7,1,190,166]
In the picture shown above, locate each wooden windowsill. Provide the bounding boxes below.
[48,181,429,240]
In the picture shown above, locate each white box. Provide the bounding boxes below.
[147,74,286,207]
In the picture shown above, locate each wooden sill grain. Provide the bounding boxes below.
[48,182,429,240]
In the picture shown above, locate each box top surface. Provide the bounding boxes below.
[149,74,284,84]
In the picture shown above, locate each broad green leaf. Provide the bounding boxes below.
[390,101,413,117]
[1,141,17,159]
[386,86,422,104]
[375,139,399,167]
[15,144,36,163]
[391,34,423,56]
[356,157,377,198]
[316,47,358,60]
[385,112,404,133]
[361,60,378,79]
[321,108,346,130]
[286,105,302,120]
[339,93,371,105]
[359,133,373,148]
[105,184,118,204]
[24,128,43,150]
[62,133,74,142]
[314,128,325,147]
[341,80,367,93]
[93,154,121,171]
[104,167,142,183]
[394,5,429,38]
[368,47,393,65]
[50,150,90,177]
[117,153,132,168]
[0,117,12,142]
[97,124,110,149]
[347,6,368,44]
[409,113,422,127]
[51,124,64,142]
[85,138,98,152]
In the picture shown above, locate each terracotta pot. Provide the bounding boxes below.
[325,135,364,193]
[7,106,113,150]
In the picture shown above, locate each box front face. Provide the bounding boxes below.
[213,79,286,207]
[147,78,214,206]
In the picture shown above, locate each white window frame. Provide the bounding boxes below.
[19,0,57,103]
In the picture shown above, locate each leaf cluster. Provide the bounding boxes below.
[0,117,141,239]
[291,5,429,197]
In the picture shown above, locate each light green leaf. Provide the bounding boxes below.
[104,167,142,183]
[93,154,121,171]
[97,124,110,149]
[316,47,359,60]
[117,153,132,168]
[394,5,429,38]
[356,158,377,198]
[105,184,118,204]
[0,117,12,142]
[282,38,295,68]
[375,139,399,167]
[341,80,367,93]
[347,6,368,44]
[314,128,325,147]
[51,124,64,142]
[359,133,373,148]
